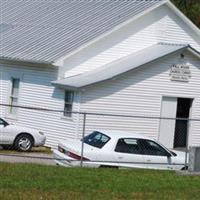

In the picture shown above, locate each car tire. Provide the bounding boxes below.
[14,134,34,152]
[181,166,188,170]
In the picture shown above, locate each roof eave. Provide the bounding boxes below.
[52,44,200,89]
[187,47,200,59]
[51,81,78,91]
[0,56,57,67]
[78,45,191,88]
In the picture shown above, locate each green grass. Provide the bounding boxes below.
[0,163,200,200]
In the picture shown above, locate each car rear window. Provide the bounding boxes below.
[83,131,110,148]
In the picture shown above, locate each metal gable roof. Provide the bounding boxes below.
[0,0,166,63]
[52,43,197,89]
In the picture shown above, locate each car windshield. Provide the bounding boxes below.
[0,118,9,127]
[83,131,110,148]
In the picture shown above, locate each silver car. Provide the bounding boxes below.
[0,118,46,151]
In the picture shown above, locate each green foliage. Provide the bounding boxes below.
[172,0,200,28]
[1,163,200,200]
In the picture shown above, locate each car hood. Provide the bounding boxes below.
[171,150,186,158]
[171,150,187,163]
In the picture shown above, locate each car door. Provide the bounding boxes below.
[0,119,13,145]
[113,138,146,169]
[138,139,174,170]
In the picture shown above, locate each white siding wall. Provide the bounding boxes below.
[157,6,200,51]
[79,51,200,146]
[61,5,200,78]
[0,63,80,147]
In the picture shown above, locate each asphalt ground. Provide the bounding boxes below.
[0,149,56,166]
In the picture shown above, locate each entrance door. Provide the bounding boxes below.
[174,98,192,148]
[159,97,177,148]
[159,97,193,149]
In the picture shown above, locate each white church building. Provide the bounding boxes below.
[0,0,200,148]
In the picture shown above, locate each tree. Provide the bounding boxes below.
[172,0,200,28]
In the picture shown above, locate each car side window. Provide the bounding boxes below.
[139,139,169,156]
[115,138,142,154]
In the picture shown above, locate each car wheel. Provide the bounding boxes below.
[14,134,33,152]
[181,166,188,170]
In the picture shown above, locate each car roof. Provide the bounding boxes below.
[95,130,151,140]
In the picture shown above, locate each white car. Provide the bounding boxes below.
[0,118,46,151]
[53,130,187,170]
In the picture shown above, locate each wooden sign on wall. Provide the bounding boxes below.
[170,64,191,82]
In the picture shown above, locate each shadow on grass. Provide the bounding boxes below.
[0,146,52,154]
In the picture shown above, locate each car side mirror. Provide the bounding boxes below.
[166,152,172,157]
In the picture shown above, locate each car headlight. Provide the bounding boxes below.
[39,131,44,135]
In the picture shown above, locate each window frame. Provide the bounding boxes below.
[9,78,20,116]
[63,90,74,117]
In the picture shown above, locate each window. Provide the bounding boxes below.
[83,131,110,148]
[115,138,141,154]
[64,91,74,117]
[139,139,169,156]
[9,78,20,115]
